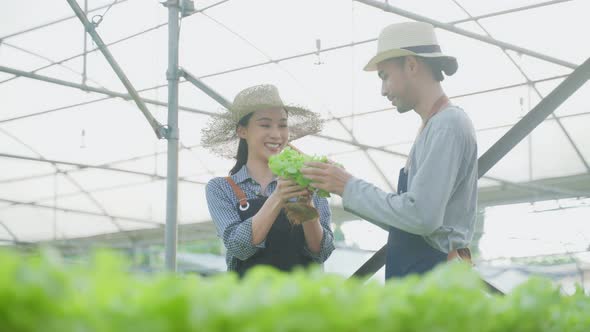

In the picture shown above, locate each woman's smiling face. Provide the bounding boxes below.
[237,107,289,162]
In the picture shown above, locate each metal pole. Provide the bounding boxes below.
[181,68,232,108]
[0,220,19,243]
[478,57,590,175]
[0,66,215,118]
[450,0,575,25]
[352,246,387,278]
[0,152,204,185]
[0,198,162,226]
[164,0,181,272]
[65,0,165,139]
[354,0,578,69]
[82,0,88,86]
[0,0,131,40]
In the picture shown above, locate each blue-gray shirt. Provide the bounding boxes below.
[206,165,335,271]
[342,105,478,253]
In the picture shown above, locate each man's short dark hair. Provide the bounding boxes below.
[390,56,447,82]
[419,57,446,82]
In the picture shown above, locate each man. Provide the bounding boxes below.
[301,22,478,279]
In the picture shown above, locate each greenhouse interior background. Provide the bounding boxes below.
[1,0,590,294]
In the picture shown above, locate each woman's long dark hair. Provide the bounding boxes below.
[229,112,254,175]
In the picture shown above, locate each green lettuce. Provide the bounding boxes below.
[268,147,333,198]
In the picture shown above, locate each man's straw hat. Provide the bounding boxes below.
[364,21,458,75]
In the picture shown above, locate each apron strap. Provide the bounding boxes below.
[225,177,249,211]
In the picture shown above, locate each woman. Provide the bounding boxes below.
[203,84,335,276]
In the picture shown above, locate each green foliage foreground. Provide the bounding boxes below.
[1,250,589,332]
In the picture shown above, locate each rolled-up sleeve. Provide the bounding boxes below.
[302,194,335,263]
[205,179,264,261]
[342,128,466,236]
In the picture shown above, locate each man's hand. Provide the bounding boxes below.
[301,162,353,197]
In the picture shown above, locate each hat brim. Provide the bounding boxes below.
[201,104,323,159]
[250,104,322,141]
[364,49,458,76]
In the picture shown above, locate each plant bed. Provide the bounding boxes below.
[1,250,589,332]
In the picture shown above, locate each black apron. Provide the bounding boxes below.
[385,168,447,279]
[234,195,313,277]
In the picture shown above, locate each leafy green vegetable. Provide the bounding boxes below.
[1,249,589,332]
[268,147,334,198]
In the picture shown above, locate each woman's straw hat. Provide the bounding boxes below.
[201,84,323,158]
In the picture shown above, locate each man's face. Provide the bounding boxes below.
[377,57,414,113]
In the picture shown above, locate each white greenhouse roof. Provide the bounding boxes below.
[1,0,589,244]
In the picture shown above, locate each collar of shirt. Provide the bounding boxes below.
[231,165,278,186]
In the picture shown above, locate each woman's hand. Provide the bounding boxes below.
[271,178,310,206]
